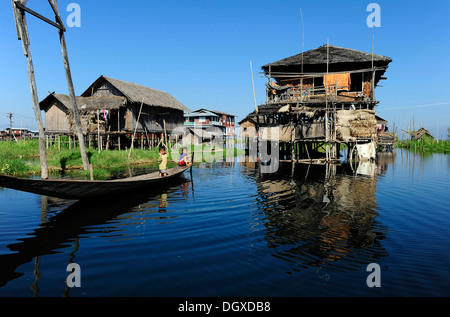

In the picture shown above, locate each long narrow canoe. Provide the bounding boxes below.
[0,166,189,200]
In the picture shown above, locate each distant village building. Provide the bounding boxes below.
[238,116,257,138]
[39,75,190,149]
[409,128,433,141]
[0,128,38,140]
[376,115,396,152]
[184,108,235,144]
[241,44,393,162]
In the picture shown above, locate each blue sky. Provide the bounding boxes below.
[1,0,449,138]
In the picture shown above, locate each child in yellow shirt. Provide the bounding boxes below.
[158,147,168,177]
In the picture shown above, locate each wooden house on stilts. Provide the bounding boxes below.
[40,75,190,150]
[241,44,392,163]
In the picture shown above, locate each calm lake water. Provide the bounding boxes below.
[0,149,449,297]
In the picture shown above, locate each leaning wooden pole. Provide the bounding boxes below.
[250,60,258,114]
[12,1,48,179]
[49,0,89,170]
[250,60,260,159]
[128,98,144,159]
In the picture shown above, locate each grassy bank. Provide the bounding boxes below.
[397,135,450,153]
[0,139,245,178]
[0,139,162,178]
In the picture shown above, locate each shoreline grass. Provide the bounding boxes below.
[0,139,245,178]
[397,135,449,154]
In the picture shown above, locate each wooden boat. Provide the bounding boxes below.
[0,165,189,200]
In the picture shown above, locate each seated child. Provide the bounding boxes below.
[178,147,192,167]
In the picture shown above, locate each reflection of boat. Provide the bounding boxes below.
[0,166,189,200]
[0,177,190,287]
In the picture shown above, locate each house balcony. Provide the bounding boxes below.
[184,121,224,127]
[267,83,372,105]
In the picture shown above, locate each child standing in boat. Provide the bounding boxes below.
[158,147,168,177]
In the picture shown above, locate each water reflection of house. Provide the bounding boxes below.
[241,44,392,162]
[39,75,190,150]
[241,161,386,271]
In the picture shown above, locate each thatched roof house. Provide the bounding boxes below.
[40,75,190,135]
[262,44,392,76]
[39,93,126,133]
[81,76,188,112]
[261,44,392,106]
[410,128,433,140]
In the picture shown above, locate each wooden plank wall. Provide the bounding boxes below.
[125,103,184,133]
[44,102,70,132]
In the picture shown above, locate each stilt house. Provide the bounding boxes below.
[242,44,392,162]
[40,75,190,149]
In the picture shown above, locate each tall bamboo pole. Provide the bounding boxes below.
[250,60,259,159]
[48,0,89,170]
[325,39,329,162]
[250,60,258,114]
[11,1,48,179]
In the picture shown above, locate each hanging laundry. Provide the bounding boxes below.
[323,73,351,91]
[101,109,109,120]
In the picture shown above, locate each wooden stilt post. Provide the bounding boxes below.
[106,127,111,150]
[144,127,150,149]
[97,110,101,152]
[117,107,121,150]
[291,126,295,163]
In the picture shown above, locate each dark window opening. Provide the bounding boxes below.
[350,72,363,92]
[313,76,323,88]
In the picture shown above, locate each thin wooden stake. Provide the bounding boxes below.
[163,119,168,149]
[128,98,144,159]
